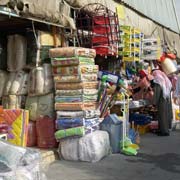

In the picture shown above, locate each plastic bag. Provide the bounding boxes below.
[7,34,27,72]
[0,140,26,169]
[59,137,79,161]
[0,70,8,98]
[79,130,110,162]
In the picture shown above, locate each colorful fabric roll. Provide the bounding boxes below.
[80,65,99,74]
[56,118,84,129]
[84,118,99,128]
[84,110,101,118]
[55,96,83,103]
[52,66,80,76]
[54,75,81,83]
[56,111,84,119]
[51,57,95,66]
[56,89,83,96]
[81,74,98,81]
[49,47,96,58]
[55,103,84,111]
[83,94,98,102]
[55,126,85,140]
[55,82,99,90]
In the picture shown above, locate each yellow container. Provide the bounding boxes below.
[175,109,180,120]
[136,125,150,135]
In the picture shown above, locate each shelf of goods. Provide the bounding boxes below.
[76,3,120,57]
[119,25,143,62]
[141,38,162,60]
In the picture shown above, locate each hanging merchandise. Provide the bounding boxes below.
[141,38,162,60]
[7,34,27,72]
[76,3,120,56]
[119,26,143,62]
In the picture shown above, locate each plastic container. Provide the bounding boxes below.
[36,116,57,148]
[100,114,122,153]
[161,57,177,75]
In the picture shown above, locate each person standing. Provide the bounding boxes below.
[152,69,173,136]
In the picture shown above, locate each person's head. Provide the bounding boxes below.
[139,69,148,79]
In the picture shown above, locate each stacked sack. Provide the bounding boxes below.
[49,47,101,139]
[50,47,110,162]
[1,34,28,109]
[25,63,56,148]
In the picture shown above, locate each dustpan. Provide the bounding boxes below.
[128,121,140,150]
[120,93,138,156]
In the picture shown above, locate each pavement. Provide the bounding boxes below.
[46,130,180,180]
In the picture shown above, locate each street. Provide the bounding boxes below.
[46,130,180,180]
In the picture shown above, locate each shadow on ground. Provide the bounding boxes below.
[126,153,180,174]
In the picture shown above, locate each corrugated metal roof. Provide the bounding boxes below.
[120,0,180,33]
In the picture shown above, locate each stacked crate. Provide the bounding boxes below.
[49,47,100,140]
[76,4,119,57]
[119,26,143,62]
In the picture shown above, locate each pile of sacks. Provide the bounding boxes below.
[50,47,100,138]
[50,47,110,162]
[0,140,46,180]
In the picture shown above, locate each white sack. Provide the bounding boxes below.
[43,63,54,94]
[79,130,110,162]
[59,137,79,161]
[10,71,25,95]
[3,72,16,96]
[18,73,29,95]
[7,34,27,72]
[25,93,54,121]
[0,70,8,98]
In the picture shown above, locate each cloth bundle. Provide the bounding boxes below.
[55,82,99,90]
[55,126,85,140]
[2,95,26,109]
[49,47,96,58]
[56,118,84,129]
[28,64,54,96]
[3,71,29,96]
[0,70,8,98]
[51,57,95,66]
[50,47,100,140]
[58,130,110,162]
[7,34,27,72]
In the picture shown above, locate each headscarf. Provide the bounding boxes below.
[152,70,172,98]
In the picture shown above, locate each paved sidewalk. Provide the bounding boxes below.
[46,130,180,180]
